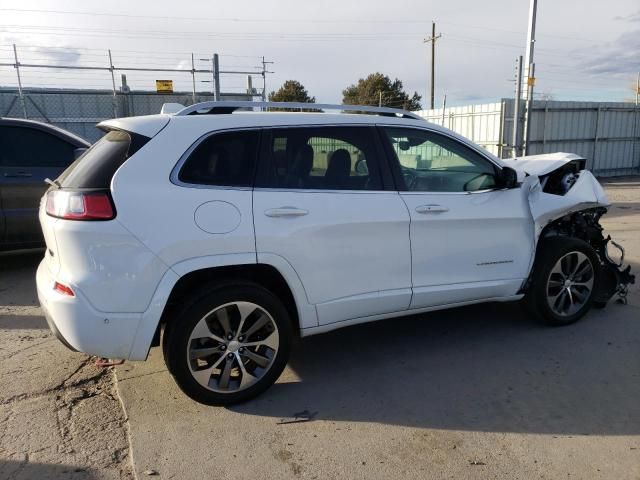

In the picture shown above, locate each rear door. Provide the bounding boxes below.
[254,125,412,327]
[0,125,78,246]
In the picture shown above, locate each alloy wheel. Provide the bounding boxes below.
[546,251,595,317]
[187,301,280,393]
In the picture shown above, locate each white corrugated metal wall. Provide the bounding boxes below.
[417,100,640,177]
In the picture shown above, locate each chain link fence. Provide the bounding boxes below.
[0,44,269,142]
[0,88,253,141]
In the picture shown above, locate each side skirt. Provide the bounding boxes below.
[300,294,524,337]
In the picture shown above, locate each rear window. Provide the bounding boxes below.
[178,130,259,187]
[58,130,149,189]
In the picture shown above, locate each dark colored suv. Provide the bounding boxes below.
[0,118,90,251]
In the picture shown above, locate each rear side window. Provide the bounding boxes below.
[0,125,76,168]
[257,126,383,191]
[58,130,148,189]
[178,130,259,187]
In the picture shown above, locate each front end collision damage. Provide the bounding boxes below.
[515,156,635,306]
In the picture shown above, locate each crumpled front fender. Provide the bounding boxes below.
[523,170,611,240]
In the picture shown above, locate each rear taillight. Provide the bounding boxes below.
[46,190,115,220]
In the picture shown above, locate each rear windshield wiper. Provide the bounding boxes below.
[44,178,61,188]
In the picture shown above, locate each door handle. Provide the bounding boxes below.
[264,207,309,218]
[415,204,449,214]
[3,172,32,178]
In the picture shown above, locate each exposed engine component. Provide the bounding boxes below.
[542,208,635,305]
[559,172,578,194]
[541,160,584,195]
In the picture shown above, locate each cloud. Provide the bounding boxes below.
[0,34,84,65]
[26,46,82,65]
[576,29,640,75]
[613,10,640,22]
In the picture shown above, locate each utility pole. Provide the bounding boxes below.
[513,55,523,157]
[522,0,538,155]
[423,21,442,110]
[378,90,382,107]
[261,56,274,102]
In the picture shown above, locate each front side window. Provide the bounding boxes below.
[383,127,498,192]
[0,126,76,168]
[257,126,382,191]
[179,130,259,187]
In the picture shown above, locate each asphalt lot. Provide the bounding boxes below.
[1,178,639,479]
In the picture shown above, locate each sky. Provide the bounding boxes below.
[0,0,638,108]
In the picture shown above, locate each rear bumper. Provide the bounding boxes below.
[36,260,142,359]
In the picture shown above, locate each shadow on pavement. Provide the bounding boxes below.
[0,459,101,479]
[0,249,43,270]
[233,295,640,436]
[602,202,640,220]
[0,315,47,329]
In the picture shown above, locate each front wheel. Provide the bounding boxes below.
[163,283,293,405]
[524,237,600,326]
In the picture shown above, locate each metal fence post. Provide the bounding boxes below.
[191,53,197,105]
[592,106,601,171]
[498,100,506,158]
[12,44,27,118]
[542,103,549,152]
[212,53,220,101]
[108,49,118,118]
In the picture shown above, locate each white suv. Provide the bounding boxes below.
[37,101,634,405]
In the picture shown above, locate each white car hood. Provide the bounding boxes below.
[501,152,585,176]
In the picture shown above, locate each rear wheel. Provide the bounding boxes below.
[163,283,292,405]
[524,237,600,326]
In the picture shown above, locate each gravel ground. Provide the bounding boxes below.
[0,177,638,479]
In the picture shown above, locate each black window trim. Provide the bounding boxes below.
[170,126,262,191]
[254,123,396,193]
[376,124,504,194]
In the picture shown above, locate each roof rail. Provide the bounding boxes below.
[174,101,424,120]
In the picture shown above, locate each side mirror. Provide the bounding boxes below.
[498,166,518,189]
[73,147,88,160]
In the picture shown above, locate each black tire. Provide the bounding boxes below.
[163,282,293,406]
[523,237,601,326]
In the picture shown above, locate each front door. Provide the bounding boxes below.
[379,126,534,309]
[254,125,412,327]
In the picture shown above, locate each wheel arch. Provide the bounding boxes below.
[520,208,607,294]
[128,256,317,361]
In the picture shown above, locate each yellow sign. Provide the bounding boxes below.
[527,76,536,87]
[155,80,174,93]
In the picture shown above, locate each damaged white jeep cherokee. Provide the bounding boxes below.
[37,101,634,405]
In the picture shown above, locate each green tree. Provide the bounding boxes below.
[268,80,316,103]
[342,72,422,111]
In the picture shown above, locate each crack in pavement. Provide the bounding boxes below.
[0,357,102,406]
